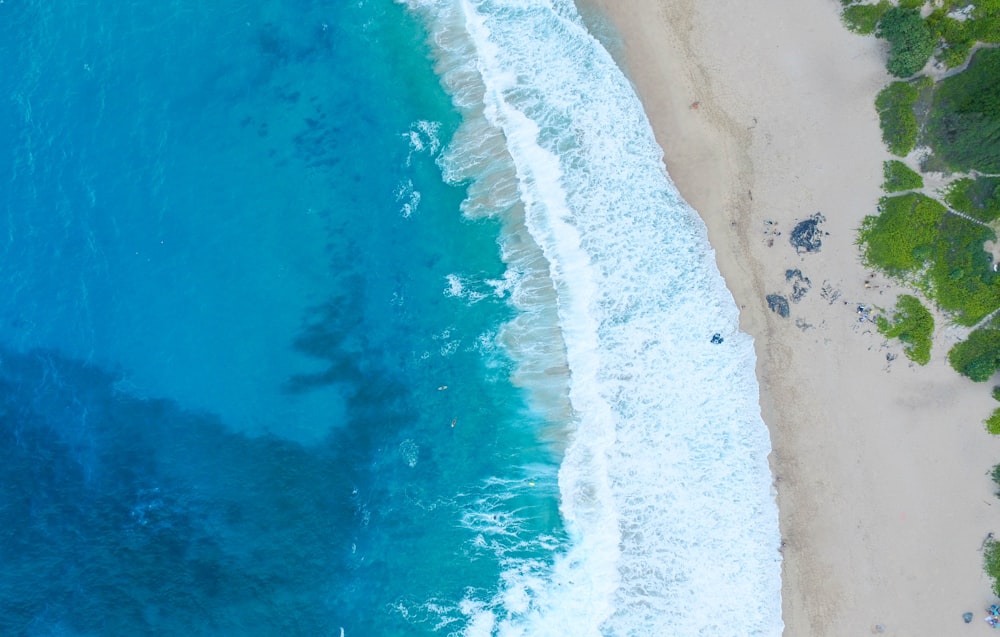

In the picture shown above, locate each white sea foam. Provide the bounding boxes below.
[404,119,444,165]
[404,1,783,635]
[395,178,422,218]
[444,272,490,303]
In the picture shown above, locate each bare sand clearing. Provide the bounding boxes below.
[581,0,1000,634]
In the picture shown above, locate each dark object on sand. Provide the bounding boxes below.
[789,213,827,254]
[785,269,812,302]
[964,612,974,623]
[766,294,790,318]
[710,333,724,344]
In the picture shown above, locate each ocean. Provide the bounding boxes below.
[0,0,781,635]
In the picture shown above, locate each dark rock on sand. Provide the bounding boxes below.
[789,213,827,254]
[785,269,812,302]
[766,294,790,318]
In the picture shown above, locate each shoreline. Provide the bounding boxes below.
[582,0,1000,634]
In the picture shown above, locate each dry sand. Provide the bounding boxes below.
[581,0,1000,634]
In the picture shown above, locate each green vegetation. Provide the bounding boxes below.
[859,194,1000,325]
[859,193,946,274]
[992,463,1000,499]
[928,12,975,67]
[993,385,1000,401]
[929,214,1000,325]
[940,40,974,69]
[944,176,1000,222]
[882,160,923,192]
[875,81,919,155]
[877,7,936,77]
[991,463,1000,499]
[842,2,891,35]
[948,327,1000,381]
[925,48,1000,173]
[989,409,1000,434]
[988,537,1000,596]
[969,1,1000,43]
[876,294,934,364]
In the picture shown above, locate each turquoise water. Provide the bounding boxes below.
[0,1,564,634]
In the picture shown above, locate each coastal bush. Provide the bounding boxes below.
[843,2,891,35]
[987,538,1000,595]
[928,12,967,43]
[882,160,924,192]
[939,40,974,68]
[992,464,1000,500]
[925,48,1000,173]
[875,81,920,155]
[926,10,975,67]
[944,177,1000,222]
[877,7,937,77]
[876,294,934,364]
[858,193,946,274]
[929,214,1000,325]
[948,327,1000,381]
[969,13,1000,43]
[990,409,1000,435]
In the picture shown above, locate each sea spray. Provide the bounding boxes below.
[405,0,783,634]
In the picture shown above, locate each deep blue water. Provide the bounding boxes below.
[0,1,562,634]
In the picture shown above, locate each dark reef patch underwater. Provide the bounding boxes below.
[0,348,352,635]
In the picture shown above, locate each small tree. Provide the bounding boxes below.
[878,8,936,77]
[988,408,1000,435]
[986,538,1000,596]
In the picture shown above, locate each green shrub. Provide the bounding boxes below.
[878,7,937,77]
[877,294,934,364]
[938,40,974,68]
[925,48,1000,173]
[969,15,1000,43]
[945,176,1000,222]
[948,327,1000,381]
[927,13,973,67]
[991,463,1000,499]
[882,160,924,192]
[988,408,1000,434]
[928,13,968,43]
[858,193,946,274]
[993,385,1000,401]
[843,2,892,34]
[929,214,1000,325]
[987,538,1000,595]
[945,178,976,210]
[875,81,920,155]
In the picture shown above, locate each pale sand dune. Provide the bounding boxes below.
[581,0,1000,634]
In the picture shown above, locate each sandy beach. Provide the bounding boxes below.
[582,0,1000,634]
